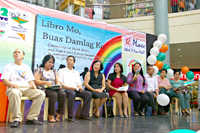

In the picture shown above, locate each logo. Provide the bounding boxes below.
[17,33,25,40]
[10,12,28,25]
[124,35,133,47]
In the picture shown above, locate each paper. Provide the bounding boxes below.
[118,85,129,91]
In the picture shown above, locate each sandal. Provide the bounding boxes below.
[55,113,61,122]
[185,110,191,115]
[138,111,145,116]
[134,111,139,116]
[119,114,124,118]
[48,115,56,123]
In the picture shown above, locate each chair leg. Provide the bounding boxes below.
[64,98,68,119]
[21,100,25,122]
[104,103,107,118]
[175,98,179,114]
[112,98,117,116]
[6,103,10,123]
[89,99,94,117]
[43,97,49,122]
[170,102,173,114]
[128,98,132,116]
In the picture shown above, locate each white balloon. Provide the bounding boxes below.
[153,66,159,76]
[167,69,174,79]
[153,40,162,49]
[158,34,167,43]
[147,55,157,65]
[179,71,182,79]
[157,94,170,106]
[150,47,159,56]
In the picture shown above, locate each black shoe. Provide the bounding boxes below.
[79,115,92,120]
[67,117,74,122]
[25,120,42,125]
[10,121,20,128]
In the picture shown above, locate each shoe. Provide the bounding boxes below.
[48,115,56,123]
[119,114,124,118]
[80,115,92,120]
[134,111,139,116]
[185,110,191,115]
[157,110,167,115]
[124,115,129,118]
[152,111,157,116]
[25,120,42,125]
[67,117,74,122]
[138,111,145,116]
[55,113,61,122]
[10,121,20,128]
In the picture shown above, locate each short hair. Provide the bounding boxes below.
[160,68,167,73]
[66,55,75,62]
[40,55,55,69]
[174,69,181,75]
[14,48,25,55]
[147,65,153,70]
[91,60,103,72]
[114,62,123,73]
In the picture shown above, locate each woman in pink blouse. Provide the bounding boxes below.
[127,63,148,116]
[157,68,172,114]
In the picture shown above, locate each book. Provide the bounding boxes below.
[46,85,62,90]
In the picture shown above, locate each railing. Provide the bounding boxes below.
[17,0,200,19]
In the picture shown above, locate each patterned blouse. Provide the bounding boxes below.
[34,67,56,90]
[127,72,148,92]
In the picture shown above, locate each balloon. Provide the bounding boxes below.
[181,66,189,74]
[162,64,170,70]
[157,52,166,61]
[150,47,159,56]
[147,55,157,65]
[157,70,161,75]
[154,61,163,70]
[157,94,170,106]
[153,40,162,49]
[153,66,159,76]
[167,69,174,78]
[186,71,195,80]
[157,34,167,43]
[159,44,168,53]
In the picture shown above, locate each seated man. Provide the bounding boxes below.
[1,49,45,128]
[144,65,159,115]
[58,55,92,121]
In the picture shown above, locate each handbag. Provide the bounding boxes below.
[145,106,152,116]
[102,98,114,118]
[175,86,189,94]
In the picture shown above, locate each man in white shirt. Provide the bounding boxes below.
[58,55,92,121]
[144,65,159,115]
[1,49,45,128]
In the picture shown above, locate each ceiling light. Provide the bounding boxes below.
[177,48,181,51]
[178,61,181,63]
[179,55,182,57]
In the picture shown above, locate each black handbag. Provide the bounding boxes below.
[102,98,114,118]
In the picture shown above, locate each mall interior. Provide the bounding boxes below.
[0,0,200,132]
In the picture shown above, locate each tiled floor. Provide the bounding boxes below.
[1,101,200,133]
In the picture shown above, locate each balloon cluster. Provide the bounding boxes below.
[147,34,174,78]
[147,34,194,81]
[181,66,195,81]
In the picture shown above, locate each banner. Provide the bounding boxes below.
[34,14,121,78]
[122,33,146,75]
[0,7,35,72]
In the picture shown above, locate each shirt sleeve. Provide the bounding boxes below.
[57,69,64,84]
[143,77,148,91]
[76,71,82,86]
[127,72,135,84]
[1,64,11,80]
[27,66,35,81]
[154,76,158,90]
[166,78,171,86]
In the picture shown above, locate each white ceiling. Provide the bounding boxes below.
[170,42,200,69]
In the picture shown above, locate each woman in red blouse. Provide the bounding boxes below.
[107,63,128,118]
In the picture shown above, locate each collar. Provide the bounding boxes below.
[146,73,154,78]
[65,67,75,73]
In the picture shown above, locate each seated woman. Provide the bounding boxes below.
[107,62,128,118]
[170,69,190,115]
[84,60,108,118]
[157,68,172,114]
[34,55,66,122]
[127,62,148,116]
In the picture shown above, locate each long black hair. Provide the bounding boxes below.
[113,62,123,74]
[132,62,145,86]
[91,60,103,72]
[40,55,55,69]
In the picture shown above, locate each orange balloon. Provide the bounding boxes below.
[159,44,168,53]
[181,66,189,74]
[154,61,163,70]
